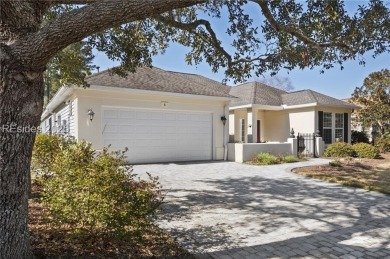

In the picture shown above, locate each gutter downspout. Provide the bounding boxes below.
[224,105,229,161]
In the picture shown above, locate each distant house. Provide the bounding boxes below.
[229,82,357,145]
[41,67,357,164]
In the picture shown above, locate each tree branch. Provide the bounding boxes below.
[39,0,97,4]
[252,0,355,52]
[155,15,271,68]
[155,15,234,64]
[12,0,206,68]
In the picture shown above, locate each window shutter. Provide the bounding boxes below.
[344,113,348,143]
[318,111,323,137]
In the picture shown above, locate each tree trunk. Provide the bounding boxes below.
[0,57,44,257]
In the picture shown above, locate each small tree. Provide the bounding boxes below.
[352,69,390,136]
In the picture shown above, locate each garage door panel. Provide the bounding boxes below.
[104,110,117,118]
[119,110,134,118]
[102,108,212,163]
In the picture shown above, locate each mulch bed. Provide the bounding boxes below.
[292,153,390,195]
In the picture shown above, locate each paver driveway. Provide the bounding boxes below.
[133,159,390,258]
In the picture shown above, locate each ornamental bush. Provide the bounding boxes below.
[252,153,280,165]
[324,142,356,158]
[31,134,74,175]
[374,136,390,153]
[282,155,299,163]
[353,143,380,159]
[35,136,163,235]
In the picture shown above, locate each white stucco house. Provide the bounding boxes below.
[41,67,232,164]
[41,67,357,163]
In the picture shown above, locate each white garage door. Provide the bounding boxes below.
[102,108,213,164]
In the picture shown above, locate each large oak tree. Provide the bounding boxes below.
[0,0,389,257]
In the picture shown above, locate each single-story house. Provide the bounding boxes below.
[41,67,232,164]
[229,82,357,145]
[41,67,357,163]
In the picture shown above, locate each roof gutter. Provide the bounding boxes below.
[41,86,74,120]
[281,102,317,109]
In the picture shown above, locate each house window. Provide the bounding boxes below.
[57,115,61,133]
[69,101,73,116]
[323,112,332,144]
[335,113,344,141]
[61,119,67,134]
[240,119,245,143]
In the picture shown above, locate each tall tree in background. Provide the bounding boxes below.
[45,41,96,103]
[258,75,295,92]
[1,0,390,257]
[352,69,390,135]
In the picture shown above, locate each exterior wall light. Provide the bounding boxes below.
[289,128,295,138]
[315,129,321,137]
[87,109,95,122]
[221,116,227,125]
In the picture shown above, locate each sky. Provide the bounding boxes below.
[92,1,390,100]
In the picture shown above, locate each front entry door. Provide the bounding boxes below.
[257,120,261,143]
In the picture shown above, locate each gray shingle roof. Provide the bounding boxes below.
[230,82,287,106]
[230,82,357,109]
[282,90,357,108]
[86,66,233,98]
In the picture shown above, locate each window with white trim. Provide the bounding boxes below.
[323,112,332,144]
[335,113,344,141]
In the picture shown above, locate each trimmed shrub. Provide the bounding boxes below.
[351,131,369,144]
[283,155,299,163]
[374,136,390,153]
[35,136,163,235]
[32,134,74,174]
[324,142,356,158]
[353,143,379,159]
[253,153,279,165]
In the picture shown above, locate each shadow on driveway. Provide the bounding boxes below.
[161,173,389,257]
[134,161,390,257]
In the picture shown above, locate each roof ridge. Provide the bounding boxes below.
[306,89,318,103]
[87,68,112,79]
[252,82,258,104]
[85,66,233,98]
[286,89,308,94]
[307,89,345,102]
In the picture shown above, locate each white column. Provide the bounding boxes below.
[316,137,325,157]
[252,109,258,143]
[288,138,298,157]
[223,105,229,160]
[247,108,252,143]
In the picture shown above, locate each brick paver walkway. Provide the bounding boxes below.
[134,159,390,258]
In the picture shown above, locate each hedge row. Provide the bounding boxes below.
[324,142,379,159]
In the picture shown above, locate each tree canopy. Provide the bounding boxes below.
[352,69,390,135]
[43,0,390,87]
